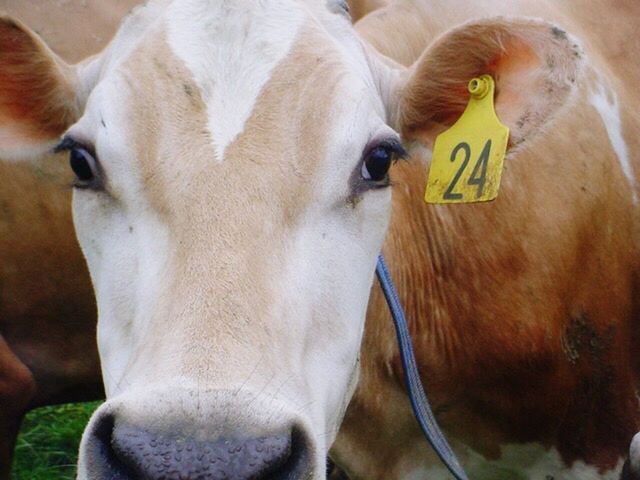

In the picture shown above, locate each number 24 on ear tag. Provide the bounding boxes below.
[424,75,509,204]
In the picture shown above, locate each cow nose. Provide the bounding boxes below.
[89,415,307,480]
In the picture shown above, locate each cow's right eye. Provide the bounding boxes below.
[55,136,102,190]
[69,147,98,188]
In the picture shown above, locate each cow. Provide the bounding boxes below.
[0,1,141,477]
[0,1,637,480]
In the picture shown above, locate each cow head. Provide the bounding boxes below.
[0,1,581,478]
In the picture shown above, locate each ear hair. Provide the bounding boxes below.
[396,16,583,145]
[0,14,80,159]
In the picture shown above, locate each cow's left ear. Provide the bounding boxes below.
[388,17,583,148]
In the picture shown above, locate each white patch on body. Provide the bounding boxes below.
[165,0,304,161]
[590,81,637,204]
[407,443,623,480]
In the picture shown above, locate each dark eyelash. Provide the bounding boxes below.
[386,139,409,161]
[53,136,81,153]
[363,137,409,163]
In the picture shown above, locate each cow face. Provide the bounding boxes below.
[0,1,581,478]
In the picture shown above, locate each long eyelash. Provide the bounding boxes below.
[385,139,409,161]
[362,137,409,167]
[54,136,81,153]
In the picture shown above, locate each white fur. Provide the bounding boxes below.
[630,433,640,472]
[416,443,623,480]
[69,74,173,397]
[165,0,305,161]
[590,81,637,204]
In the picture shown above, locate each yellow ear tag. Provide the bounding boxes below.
[424,75,509,204]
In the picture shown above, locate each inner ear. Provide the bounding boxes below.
[398,17,583,146]
[0,15,79,159]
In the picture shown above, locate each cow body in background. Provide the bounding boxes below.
[332,1,640,479]
[0,1,141,477]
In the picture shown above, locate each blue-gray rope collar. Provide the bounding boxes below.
[376,254,469,480]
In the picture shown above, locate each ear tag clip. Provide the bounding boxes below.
[424,74,509,204]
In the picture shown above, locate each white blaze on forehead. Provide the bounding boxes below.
[165,0,305,161]
[589,81,637,204]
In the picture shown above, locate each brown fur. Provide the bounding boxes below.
[1,1,639,478]
[109,23,363,386]
[398,18,582,146]
[332,1,640,478]
[346,0,388,22]
[0,337,34,478]
[0,15,78,143]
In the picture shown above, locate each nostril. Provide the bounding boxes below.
[91,413,115,457]
[276,426,310,479]
[85,414,134,480]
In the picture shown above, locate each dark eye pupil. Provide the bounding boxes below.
[365,147,391,181]
[70,148,94,181]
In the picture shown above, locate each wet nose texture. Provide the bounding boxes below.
[90,415,307,480]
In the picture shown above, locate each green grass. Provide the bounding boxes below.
[11,402,102,480]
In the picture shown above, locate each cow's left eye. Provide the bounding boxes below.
[361,139,406,183]
[362,146,393,181]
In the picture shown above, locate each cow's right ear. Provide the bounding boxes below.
[0,15,80,160]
